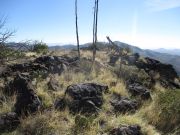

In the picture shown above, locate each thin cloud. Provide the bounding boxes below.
[145,0,180,11]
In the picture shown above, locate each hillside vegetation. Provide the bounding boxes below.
[0,49,180,135]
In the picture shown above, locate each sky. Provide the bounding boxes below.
[0,0,180,49]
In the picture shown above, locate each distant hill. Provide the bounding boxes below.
[48,44,76,50]
[153,48,180,56]
[48,42,180,75]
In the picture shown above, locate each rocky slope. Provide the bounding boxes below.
[0,50,179,135]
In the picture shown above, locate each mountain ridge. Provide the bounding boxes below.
[48,41,180,75]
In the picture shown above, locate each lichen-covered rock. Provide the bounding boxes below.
[65,83,108,114]
[0,112,20,133]
[109,125,143,135]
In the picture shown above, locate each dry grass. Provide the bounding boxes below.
[1,50,179,135]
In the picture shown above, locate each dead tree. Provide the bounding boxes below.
[75,0,80,59]
[0,17,15,45]
[92,0,99,63]
[0,17,28,63]
[106,36,131,78]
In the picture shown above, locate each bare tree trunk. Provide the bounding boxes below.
[92,0,99,63]
[75,0,80,59]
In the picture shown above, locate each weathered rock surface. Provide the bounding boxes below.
[109,125,143,135]
[48,77,61,91]
[5,73,41,116]
[127,83,151,100]
[110,94,139,113]
[65,83,108,114]
[0,112,20,133]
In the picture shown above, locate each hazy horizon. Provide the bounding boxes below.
[1,0,180,49]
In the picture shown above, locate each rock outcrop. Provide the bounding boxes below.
[126,56,180,89]
[0,55,79,78]
[5,73,41,116]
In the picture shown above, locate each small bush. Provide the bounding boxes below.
[33,42,48,54]
[143,89,180,134]
[156,90,180,132]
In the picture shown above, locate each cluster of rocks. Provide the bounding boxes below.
[0,55,79,78]
[109,53,180,89]
[0,73,41,133]
[0,55,80,133]
[127,55,180,89]
[2,54,170,134]
[109,125,143,135]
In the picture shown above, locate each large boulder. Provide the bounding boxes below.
[6,73,41,116]
[110,94,139,114]
[109,125,143,135]
[0,112,20,133]
[65,83,108,114]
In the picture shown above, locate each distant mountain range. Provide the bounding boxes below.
[48,42,180,75]
[153,48,180,56]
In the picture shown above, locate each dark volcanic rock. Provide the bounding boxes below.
[35,56,66,75]
[133,57,179,88]
[65,83,108,114]
[6,73,41,116]
[110,94,139,114]
[0,55,79,78]
[109,125,143,135]
[127,82,151,100]
[54,98,66,111]
[0,112,20,133]
[48,77,61,91]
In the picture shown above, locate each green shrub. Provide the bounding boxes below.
[156,90,180,133]
[33,42,48,54]
[0,47,25,63]
[144,89,180,134]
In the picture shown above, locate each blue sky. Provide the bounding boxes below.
[0,0,180,49]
